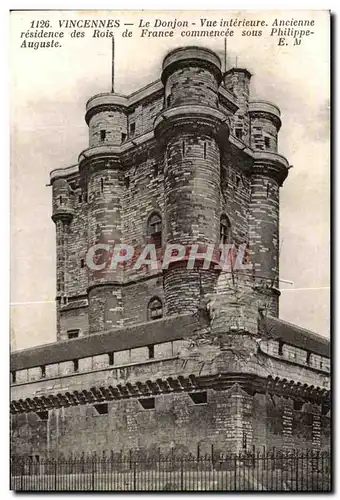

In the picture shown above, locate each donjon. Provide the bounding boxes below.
[10,47,330,458]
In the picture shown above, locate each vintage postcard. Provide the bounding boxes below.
[10,10,330,491]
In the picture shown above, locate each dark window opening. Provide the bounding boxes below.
[78,194,82,203]
[148,298,163,321]
[84,193,88,203]
[235,128,243,140]
[236,176,240,188]
[100,130,106,141]
[147,213,162,249]
[40,365,46,378]
[94,403,108,414]
[80,259,85,268]
[182,140,185,156]
[59,196,63,205]
[267,183,270,198]
[121,132,127,143]
[153,164,159,178]
[108,352,114,365]
[203,142,207,159]
[130,122,136,136]
[63,297,67,305]
[264,136,271,149]
[189,391,207,405]
[166,95,171,107]
[68,329,79,340]
[36,411,48,421]
[242,431,247,449]
[73,359,79,372]
[306,351,311,365]
[220,215,231,245]
[138,397,155,410]
[100,178,104,193]
[148,345,155,359]
[278,341,283,356]
[125,177,130,189]
[11,371,16,384]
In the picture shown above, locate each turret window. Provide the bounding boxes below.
[264,136,271,149]
[148,297,163,321]
[235,128,243,140]
[220,215,231,244]
[121,132,127,143]
[130,122,135,137]
[147,213,162,249]
[100,130,106,141]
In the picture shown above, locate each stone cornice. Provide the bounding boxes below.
[249,100,282,130]
[10,373,330,415]
[154,105,230,148]
[252,151,289,185]
[161,46,222,85]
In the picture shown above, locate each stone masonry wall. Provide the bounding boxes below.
[11,387,329,459]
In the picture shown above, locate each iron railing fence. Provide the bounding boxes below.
[10,449,331,492]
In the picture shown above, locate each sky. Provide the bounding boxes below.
[10,10,330,350]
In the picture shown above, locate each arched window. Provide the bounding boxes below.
[148,297,163,321]
[220,215,231,244]
[147,213,162,249]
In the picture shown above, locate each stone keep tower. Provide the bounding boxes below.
[10,47,329,459]
[50,46,288,339]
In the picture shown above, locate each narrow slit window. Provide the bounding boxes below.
[220,215,231,245]
[80,259,85,268]
[73,359,79,372]
[148,345,155,359]
[108,352,114,366]
[264,136,271,149]
[100,178,104,193]
[59,196,63,205]
[41,365,46,378]
[121,132,127,143]
[125,177,130,189]
[235,128,243,140]
[130,122,135,136]
[100,130,106,141]
[267,183,270,198]
[166,95,171,107]
[278,341,283,356]
[78,194,82,203]
[182,140,185,156]
[11,371,16,384]
[203,142,207,159]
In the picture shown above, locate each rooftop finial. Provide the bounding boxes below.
[224,38,227,73]
[111,37,115,93]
